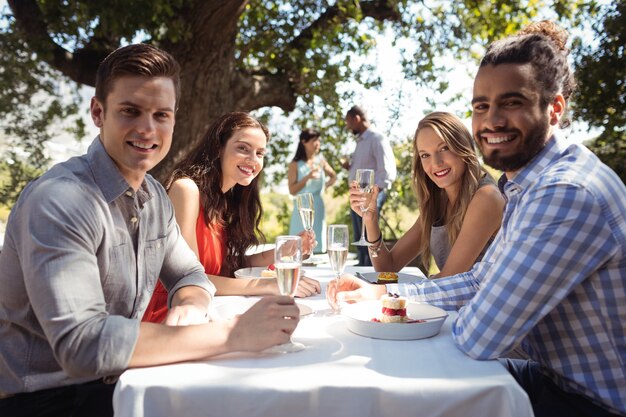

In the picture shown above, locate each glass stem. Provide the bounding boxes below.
[360,209,367,242]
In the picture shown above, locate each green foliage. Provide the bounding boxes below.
[571,2,625,183]
[2,0,623,211]
[0,8,86,206]
[0,152,44,207]
[260,191,291,243]
[380,135,417,240]
[585,131,626,184]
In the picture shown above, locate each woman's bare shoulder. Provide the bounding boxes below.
[169,177,200,197]
[471,183,505,210]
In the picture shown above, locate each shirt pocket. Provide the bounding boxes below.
[142,236,167,292]
[102,242,135,315]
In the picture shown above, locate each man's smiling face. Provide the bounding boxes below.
[471,63,552,176]
[91,75,176,189]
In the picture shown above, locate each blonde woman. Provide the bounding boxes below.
[349,111,504,276]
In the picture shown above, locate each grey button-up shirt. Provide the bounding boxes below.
[348,126,397,190]
[0,137,214,395]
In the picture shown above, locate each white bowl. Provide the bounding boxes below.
[342,300,448,340]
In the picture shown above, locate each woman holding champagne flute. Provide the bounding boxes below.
[288,128,337,253]
[348,112,505,277]
[143,113,320,324]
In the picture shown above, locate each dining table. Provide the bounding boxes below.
[113,262,534,417]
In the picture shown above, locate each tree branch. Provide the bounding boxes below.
[289,0,402,52]
[8,0,110,86]
[229,1,401,113]
[230,70,297,113]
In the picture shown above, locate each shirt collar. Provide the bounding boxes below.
[498,133,566,194]
[356,126,372,142]
[86,136,142,203]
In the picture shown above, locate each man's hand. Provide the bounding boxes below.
[325,273,386,310]
[166,285,212,326]
[226,296,300,352]
[165,304,209,326]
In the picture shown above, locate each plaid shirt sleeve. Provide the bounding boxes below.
[451,178,617,359]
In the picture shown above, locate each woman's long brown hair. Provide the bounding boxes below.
[411,112,493,272]
[164,112,269,276]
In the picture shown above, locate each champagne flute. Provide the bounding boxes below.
[352,169,375,246]
[296,193,315,233]
[266,235,305,353]
[327,225,349,279]
[327,224,349,313]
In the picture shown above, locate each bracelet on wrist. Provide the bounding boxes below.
[367,240,383,257]
[365,233,382,245]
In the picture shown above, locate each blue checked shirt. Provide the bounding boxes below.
[388,135,626,415]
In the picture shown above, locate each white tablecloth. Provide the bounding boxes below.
[113,266,533,417]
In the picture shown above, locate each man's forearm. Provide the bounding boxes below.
[171,285,212,311]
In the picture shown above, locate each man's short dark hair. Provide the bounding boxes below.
[346,105,368,121]
[95,43,181,108]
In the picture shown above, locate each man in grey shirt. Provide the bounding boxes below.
[344,105,397,266]
[0,44,299,417]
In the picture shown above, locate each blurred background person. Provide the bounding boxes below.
[288,128,336,253]
[143,112,320,324]
[344,105,397,266]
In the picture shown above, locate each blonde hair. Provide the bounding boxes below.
[411,112,493,271]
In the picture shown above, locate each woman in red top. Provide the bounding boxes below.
[143,112,320,323]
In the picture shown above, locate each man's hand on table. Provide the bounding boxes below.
[326,273,387,309]
[165,304,210,326]
[165,285,212,325]
[226,295,300,351]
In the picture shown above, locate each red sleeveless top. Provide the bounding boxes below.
[142,208,226,323]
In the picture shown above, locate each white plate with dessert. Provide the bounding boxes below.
[211,297,313,319]
[341,295,448,340]
[234,266,276,279]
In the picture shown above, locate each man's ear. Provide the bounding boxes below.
[90,97,105,128]
[549,94,566,126]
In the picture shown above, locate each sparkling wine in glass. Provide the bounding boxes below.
[352,169,375,246]
[327,225,349,278]
[296,193,315,232]
[267,235,305,353]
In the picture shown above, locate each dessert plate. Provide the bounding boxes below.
[212,297,313,320]
[342,300,447,340]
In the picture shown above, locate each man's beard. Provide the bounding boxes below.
[478,120,549,172]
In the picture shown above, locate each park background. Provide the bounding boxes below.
[1,1,623,271]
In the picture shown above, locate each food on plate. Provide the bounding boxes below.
[376,272,398,284]
[379,293,407,323]
[371,293,427,324]
[260,263,277,278]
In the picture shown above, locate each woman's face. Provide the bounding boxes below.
[220,127,267,192]
[416,127,466,193]
[302,136,321,157]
